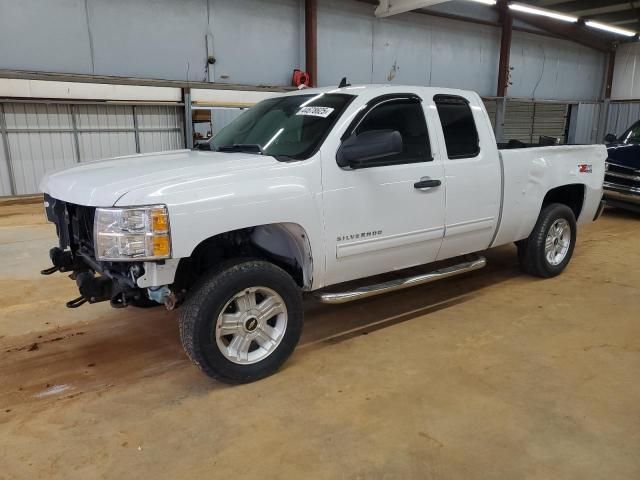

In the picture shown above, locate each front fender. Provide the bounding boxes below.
[115,158,326,288]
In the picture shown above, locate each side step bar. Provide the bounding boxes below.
[314,256,486,304]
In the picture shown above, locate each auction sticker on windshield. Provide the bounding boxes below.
[297,106,335,118]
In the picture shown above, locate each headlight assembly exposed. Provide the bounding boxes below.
[94,205,171,261]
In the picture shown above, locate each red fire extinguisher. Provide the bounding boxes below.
[292,69,310,88]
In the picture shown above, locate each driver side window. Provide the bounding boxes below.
[352,98,432,165]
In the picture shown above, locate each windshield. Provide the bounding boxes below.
[209,93,354,160]
[619,121,640,144]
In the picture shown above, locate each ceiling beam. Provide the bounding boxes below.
[552,0,636,11]
[552,1,638,17]
[584,10,640,25]
[527,1,576,6]
[366,0,619,49]
[375,0,451,17]
[509,10,613,51]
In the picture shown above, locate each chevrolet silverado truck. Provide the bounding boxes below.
[40,85,606,383]
[604,121,640,212]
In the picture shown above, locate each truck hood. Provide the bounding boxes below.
[40,149,279,206]
[606,143,640,170]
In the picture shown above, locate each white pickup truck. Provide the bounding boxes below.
[40,85,606,383]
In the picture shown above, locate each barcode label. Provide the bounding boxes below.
[296,106,334,118]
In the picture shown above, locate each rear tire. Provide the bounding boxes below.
[518,203,577,278]
[179,260,303,384]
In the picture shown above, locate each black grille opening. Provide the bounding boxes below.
[45,195,96,256]
[68,204,96,256]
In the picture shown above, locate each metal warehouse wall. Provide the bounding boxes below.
[0,102,184,196]
[0,0,605,100]
[317,0,604,100]
[568,103,602,145]
[611,43,640,101]
[317,0,500,95]
[607,102,640,137]
[0,0,303,86]
[508,31,605,101]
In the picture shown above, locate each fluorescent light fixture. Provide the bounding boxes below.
[466,0,496,5]
[585,20,636,37]
[508,3,577,23]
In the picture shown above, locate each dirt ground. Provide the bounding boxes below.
[0,203,639,480]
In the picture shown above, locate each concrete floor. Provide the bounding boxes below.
[0,203,639,479]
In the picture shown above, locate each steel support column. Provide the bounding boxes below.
[596,99,611,143]
[70,105,82,163]
[604,49,616,100]
[495,97,507,144]
[183,88,194,149]
[132,105,141,153]
[0,103,17,195]
[497,0,513,98]
[596,49,616,142]
[305,0,318,87]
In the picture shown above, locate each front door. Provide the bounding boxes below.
[321,93,446,286]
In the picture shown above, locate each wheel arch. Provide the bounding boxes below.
[174,222,314,291]
[542,183,586,221]
[250,223,314,289]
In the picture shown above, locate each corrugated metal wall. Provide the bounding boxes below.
[4,103,77,195]
[611,43,640,101]
[483,99,497,131]
[0,102,184,196]
[0,105,14,196]
[0,0,606,99]
[75,104,137,162]
[509,31,605,101]
[137,106,184,153]
[0,0,303,86]
[317,0,501,95]
[504,101,568,144]
[568,103,602,145]
[607,102,640,137]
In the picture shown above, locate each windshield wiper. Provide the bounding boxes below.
[216,143,263,154]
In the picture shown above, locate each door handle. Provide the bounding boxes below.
[414,178,441,189]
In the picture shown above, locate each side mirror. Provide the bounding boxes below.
[604,133,617,144]
[337,130,403,169]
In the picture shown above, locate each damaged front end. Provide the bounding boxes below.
[41,194,179,309]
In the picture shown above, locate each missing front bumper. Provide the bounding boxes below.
[41,246,153,308]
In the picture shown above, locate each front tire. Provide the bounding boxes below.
[517,203,577,278]
[179,260,303,383]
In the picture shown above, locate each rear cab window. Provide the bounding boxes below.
[434,95,480,159]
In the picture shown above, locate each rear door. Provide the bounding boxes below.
[321,93,446,286]
[432,93,502,261]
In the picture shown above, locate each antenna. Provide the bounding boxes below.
[338,77,351,88]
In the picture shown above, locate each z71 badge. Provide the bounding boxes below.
[578,164,593,173]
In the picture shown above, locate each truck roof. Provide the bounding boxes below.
[284,84,478,98]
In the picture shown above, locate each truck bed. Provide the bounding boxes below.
[490,144,607,248]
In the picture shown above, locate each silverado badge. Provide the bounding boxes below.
[337,230,383,242]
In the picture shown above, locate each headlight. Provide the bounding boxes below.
[94,205,171,261]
